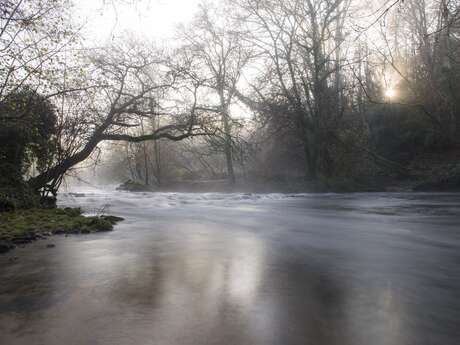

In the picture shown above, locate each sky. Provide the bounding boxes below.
[75,0,206,45]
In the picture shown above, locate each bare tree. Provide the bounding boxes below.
[27,43,210,194]
[0,0,81,105]
[371,0,460,141]
[180,3,252,183]
[232,0,351,179]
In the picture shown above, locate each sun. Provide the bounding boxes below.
[385,88,396,99]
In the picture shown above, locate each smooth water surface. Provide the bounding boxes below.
[1,191,460,345]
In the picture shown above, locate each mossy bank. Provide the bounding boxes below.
[0,207,124,254]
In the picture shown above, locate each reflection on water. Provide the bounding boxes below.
[1,191,460,344]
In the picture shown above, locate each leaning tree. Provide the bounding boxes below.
[26,43,214,196]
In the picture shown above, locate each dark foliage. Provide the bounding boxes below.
[0,89,57,210]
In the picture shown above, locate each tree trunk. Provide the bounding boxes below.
[222,111,235,184]
[140,119,150,186]
[303,135,318,180]
[154,139,161,186]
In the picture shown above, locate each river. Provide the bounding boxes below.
[1,190,460,344]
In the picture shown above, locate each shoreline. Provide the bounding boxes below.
[0,207,123,254]
[114,176,459,194]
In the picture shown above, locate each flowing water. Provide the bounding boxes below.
[1,190,460,345]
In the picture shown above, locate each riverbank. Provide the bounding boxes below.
[114,176,432,194]
[116,177,389,193]
[0,207,123,254]
[114,148,460,194]
[116,164,460,193]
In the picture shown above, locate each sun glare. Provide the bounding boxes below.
[385,88,396,99]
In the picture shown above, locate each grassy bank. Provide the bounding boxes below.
[0,207,123,253]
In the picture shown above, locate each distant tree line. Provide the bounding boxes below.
[1,0,460,203]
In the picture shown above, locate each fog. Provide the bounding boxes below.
[2,1,460,344]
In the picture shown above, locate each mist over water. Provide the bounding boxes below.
[1,189,460,344]
[2,0,460,343]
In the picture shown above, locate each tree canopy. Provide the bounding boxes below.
[1,0,460,197]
